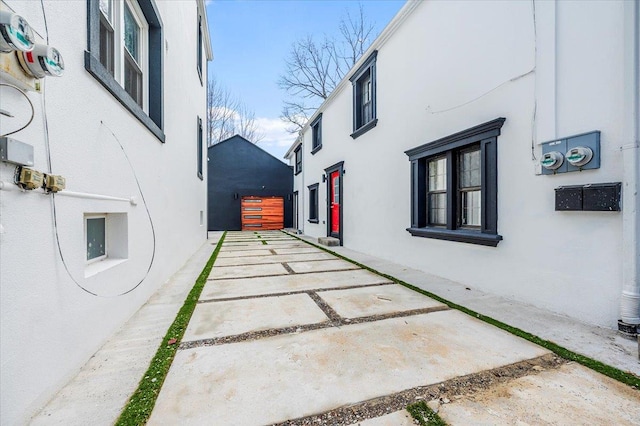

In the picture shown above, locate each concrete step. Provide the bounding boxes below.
[318,237,340,247]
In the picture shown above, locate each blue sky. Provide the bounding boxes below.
[205,0,405,160]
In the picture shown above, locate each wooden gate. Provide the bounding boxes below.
[241,196,284,230]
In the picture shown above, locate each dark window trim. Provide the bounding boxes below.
[405,118,505,246]
[86,0,165,143]
[308,183,319,223]
[310,113,322,155]
[324,161,344,245]
[197,14,203,85]
[350,50,377,139]
[294,145,302,175]
[197,116,203,180]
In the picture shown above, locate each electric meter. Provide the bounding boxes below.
[540,151,564,171]
[18,43,64,78]
[565,146,593,167]
[0,10,35,52]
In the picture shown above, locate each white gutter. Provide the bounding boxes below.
[620,0,640,329]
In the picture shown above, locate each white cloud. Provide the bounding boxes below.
[255,117,297,148]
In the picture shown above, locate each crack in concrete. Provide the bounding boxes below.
[273,354,566,426]
[179,304,450,350]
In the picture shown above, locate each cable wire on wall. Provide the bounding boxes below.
[37,1,156,298]
[0,84,35,138]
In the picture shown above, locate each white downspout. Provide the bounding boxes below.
[619,0,640,331]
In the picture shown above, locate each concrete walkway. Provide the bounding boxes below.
[148,231,640,425]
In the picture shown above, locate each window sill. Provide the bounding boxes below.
[406,227,502,247]
[311,144,322,155]
[84,51,165,143]
[350,118,378,139]
[295,170,302,176]
[308,219,319,224]
[85,257,128,278]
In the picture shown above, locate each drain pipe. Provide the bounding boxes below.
[619,0,640,337]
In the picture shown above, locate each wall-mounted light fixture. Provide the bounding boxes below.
[233,192,239,200]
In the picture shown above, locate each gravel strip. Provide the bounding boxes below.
[197,283,394,304]
[179,304,450,349]
[272,354,566,426]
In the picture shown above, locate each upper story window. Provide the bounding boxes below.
[405,118,506,247]
[294,145,302,175]
[197,14,203,83]
[311,113,322,154]
[87,0,164,142]
[350,51,378,139]
[197,117,203,180]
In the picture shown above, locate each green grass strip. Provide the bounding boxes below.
[262,240,268,245]
[282,231,640,389]
[406,401,447,426]
[116,232,227,425]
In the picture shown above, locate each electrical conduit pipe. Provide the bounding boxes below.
[619,0,640,333]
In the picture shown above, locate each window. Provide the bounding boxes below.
[311,113,322,154]
[197,117,203,180]
[308,183,319,223]
[84,213,129,276]
[86,0,164,142]
[197,14,203,83]
[86,216,107,263]
[405,118,506,247]
[294,145,302,175]
[350,51,377,139]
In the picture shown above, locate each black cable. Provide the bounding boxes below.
[0,83,35,138]
[38,0,155,297]
[40,0,49,45]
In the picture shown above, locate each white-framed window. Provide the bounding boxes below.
[85,215,107,264]
[99,0,149,110]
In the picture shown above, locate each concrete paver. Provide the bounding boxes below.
[149,311,550,425]
[183,294,329,341]
[207,263,289,280]
[273,247,325,255]
[438,362,640,425]
[287,259,361,273]
[318,284,447,319]
[215,252,334,267]
[200,269,393,300]
[217,249,273,257]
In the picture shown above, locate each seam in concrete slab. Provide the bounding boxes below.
[223,258,336,267]
[198,283,395,304]
[282,262,296,274]
[273,354,565,426]
[308,291,342,323]
[179,304,451,349]
[282,231,640,390]
[207,267,372,281]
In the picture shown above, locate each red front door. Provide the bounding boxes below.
[330,171,340,235]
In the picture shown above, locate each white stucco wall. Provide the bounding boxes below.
[294,1,632,329]
[0,1,209,423]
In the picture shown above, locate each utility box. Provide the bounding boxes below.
[0,137,34,166]
[555,185,583,211]
[583,182,621,211]
[555,182,621,211]
[541,131,601,175]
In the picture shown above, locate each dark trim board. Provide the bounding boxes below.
[324,161,344,245]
